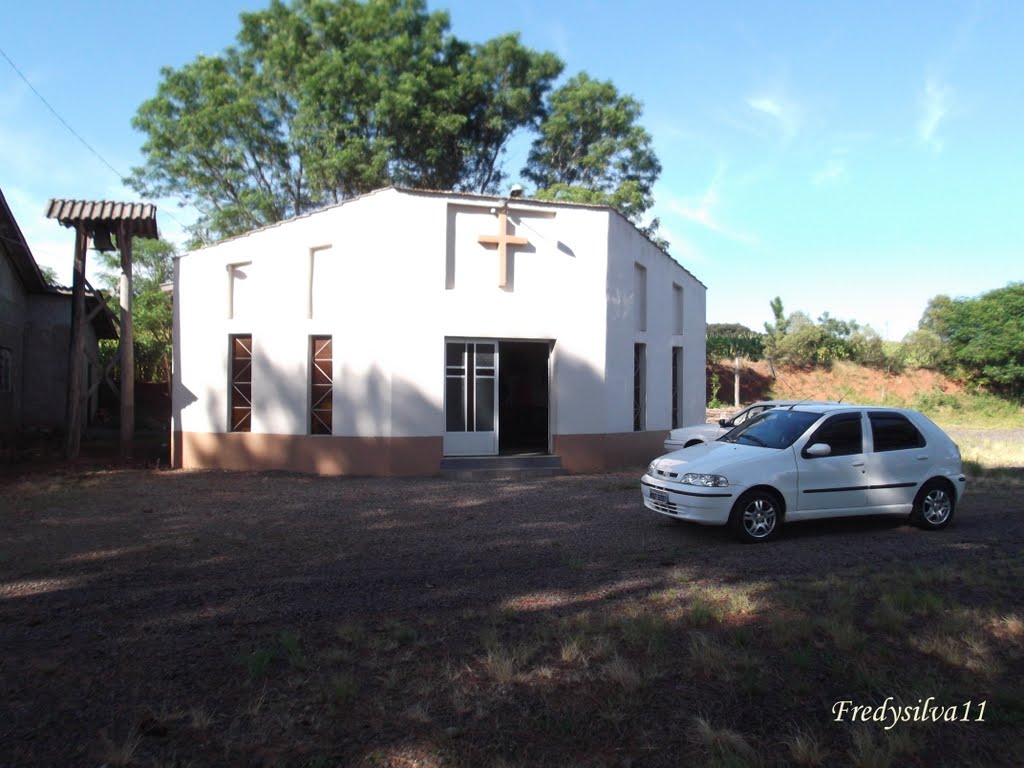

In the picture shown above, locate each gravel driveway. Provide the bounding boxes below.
[2,467,1022,766]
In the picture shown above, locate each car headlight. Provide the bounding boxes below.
[647,462,658,476]
[681,473,729,487]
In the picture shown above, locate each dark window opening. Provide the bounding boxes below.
[230,335,252,432]
[310,336,333,435]
[671,346,682,429]
[634,343,646,431]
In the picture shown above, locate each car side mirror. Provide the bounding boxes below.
[804,443,832,458]
[718,418,728,427]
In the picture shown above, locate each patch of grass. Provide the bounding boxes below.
[600,655,644,692]
[382,618,418,646]
[330,673,359,707]
[688,595,725,626]
[483,644,530,685]
[957,436,1024,470]
[278,630,308,669]
[336,621,367,645]
[100,723,142,768]
[619,609,670,657]
[784,727,828,767]
[689,632,732,680]
[247,683,269,716]
[241,646,275,681]
[690,715,759,768]
[189,705,213,730]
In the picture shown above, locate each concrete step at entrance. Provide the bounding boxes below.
[440,454,563,479]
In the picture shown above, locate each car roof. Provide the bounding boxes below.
[769,403,917,415]
[748,399,839,407]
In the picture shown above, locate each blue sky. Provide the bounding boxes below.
[2,0,1020,339]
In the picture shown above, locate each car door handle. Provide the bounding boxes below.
[851,461,865,467]
[916,455,929,461]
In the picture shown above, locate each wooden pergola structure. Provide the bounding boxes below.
[46,199,159,459]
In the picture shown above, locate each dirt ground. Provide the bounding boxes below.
[2,466,1023,767]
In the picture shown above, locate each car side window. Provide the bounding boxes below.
[734,406,769,426]
[803,413,863,457]
[869,412,926,452]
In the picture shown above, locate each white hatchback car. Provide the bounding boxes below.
[663,400,836,453]
[642,404,966,542]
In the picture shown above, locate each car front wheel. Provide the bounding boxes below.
[729,489,782,543]
[911,480,955,530]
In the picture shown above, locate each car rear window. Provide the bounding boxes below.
[869,412,926,452]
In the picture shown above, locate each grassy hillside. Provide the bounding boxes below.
[708,359,1024,430]
[708,359,1024,472]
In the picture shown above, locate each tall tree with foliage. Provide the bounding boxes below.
[130,0,562,241]
[522,73,662,237]
[96,239,176,384]
[940,283,1024,397]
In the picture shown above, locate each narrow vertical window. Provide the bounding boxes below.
[634,263,647,332]
[310,336,333,434]
[229,335,252,432]
[226,262,251,320]
[633,343,646,431]
[673,283,684,334]
[0,347,12,393]
[672,346,683,429]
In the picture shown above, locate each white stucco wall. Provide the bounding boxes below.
[174,188,706,445]
[605,215,707,432]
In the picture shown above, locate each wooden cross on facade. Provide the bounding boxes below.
[477,208,529,288]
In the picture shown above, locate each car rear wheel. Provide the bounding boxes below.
[911,480,955,530]
[729,489,782,543]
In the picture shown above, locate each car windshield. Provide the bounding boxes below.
[719,409,821,449]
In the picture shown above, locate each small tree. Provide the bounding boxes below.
[707,330,763,406]
[96,239,176,385]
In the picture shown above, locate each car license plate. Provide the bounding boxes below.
[649,489,669,503]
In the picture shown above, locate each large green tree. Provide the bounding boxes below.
[96,239,176,384]
[131,0,562,241]
[941,283,1024,396]
[522,73,662,235]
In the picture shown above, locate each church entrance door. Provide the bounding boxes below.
[443,339,551,457]
[497,341,550,455]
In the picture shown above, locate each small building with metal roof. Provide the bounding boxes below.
[0,188,117,442]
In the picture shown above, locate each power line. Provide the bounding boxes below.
[0,45,193,235]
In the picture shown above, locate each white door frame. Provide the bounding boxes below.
[443,339,499,456]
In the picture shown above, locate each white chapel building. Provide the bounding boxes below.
[171,187,706,475]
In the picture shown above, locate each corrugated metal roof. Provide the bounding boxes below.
[45,198,159,240]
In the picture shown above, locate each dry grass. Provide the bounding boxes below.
[2,468,1023,766]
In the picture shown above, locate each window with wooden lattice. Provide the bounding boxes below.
[229,335,252,432]
[310,336,333,435]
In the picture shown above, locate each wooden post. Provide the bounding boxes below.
[119,224,134,458]
[734,355,741,407]
[64,226,88,459]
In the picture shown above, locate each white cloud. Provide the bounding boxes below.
[918,78,952,151]
[812,156,847,186]
[747,96,784,120]
[746,93,800,140]
[666,168,757,245]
